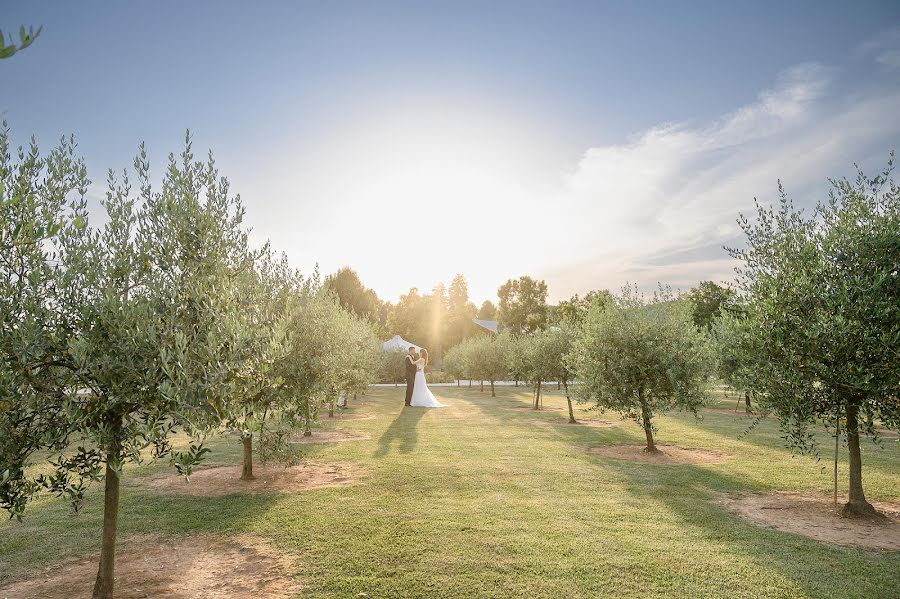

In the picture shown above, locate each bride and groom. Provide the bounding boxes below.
[404,346,447,408]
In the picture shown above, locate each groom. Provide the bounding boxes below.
[404,346,418,406]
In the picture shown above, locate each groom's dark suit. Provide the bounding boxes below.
[404,353,417,406]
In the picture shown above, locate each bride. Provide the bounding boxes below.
[410,349,447,408]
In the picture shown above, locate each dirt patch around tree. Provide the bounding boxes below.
[531,418,619,428]
[291,429,371,443]
[718,492,900,551]
[509,405,565,412]
[586,443,730,465]
[140,462,357,497]
[0,534,300,598]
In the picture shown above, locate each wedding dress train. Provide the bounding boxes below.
[409,367,447,408]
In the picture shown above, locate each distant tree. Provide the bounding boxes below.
[465,335,510,397]
[0,25,42,59]
[386,287,429,345]
[477,299,497,320]
[427,282,448,365]
[730,161,900,517]
[445,274,477,350]
[497,275,548,335]
[448,273,469,310]
[684,281,735,330]
[442,340,470,386]
[324,267,383,326]
[569,286,710,452]
[554,290,612,325]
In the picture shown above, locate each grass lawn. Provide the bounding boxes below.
[1,386,898,598]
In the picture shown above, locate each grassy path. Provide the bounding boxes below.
[1,386,898,597]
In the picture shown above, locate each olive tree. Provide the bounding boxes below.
[378,349,408,385]
[509,333,552,409]
[0,25,41,59]
[533,325,579,422]
[710,310,754,414]
[326,308,380,416]
[275,293,365,438]
[568,286,710,452]
[1,129,89,519]
[1,132,254,599]
[730,161,900,517]
[465,335,509,397]
[223,250,306,481]
[442,340,470,386]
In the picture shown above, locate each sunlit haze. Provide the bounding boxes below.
[5,2,900,303]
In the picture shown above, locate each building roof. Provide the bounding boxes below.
[472,319,499,334]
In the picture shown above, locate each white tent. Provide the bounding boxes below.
[382,335,422,352]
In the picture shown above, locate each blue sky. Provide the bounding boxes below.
[5,2,900,303]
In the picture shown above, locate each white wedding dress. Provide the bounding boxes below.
[410,364,447,408]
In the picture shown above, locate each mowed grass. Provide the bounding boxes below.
[1,385,899,598]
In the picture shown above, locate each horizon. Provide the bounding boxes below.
[5,2,900,304]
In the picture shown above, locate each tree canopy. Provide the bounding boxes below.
[568,287,711,452]
[729,160,900,516]
[497,275,548,335]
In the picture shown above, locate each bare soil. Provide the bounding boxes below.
[140,462,357,497]
[719,492,900,550]
[587,443,730,465]
[510,405,565,412]
[0,534,299,598]
[292,429,371,443]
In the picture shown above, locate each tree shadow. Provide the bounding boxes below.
[373,407,426,457]
[584,450,900,597]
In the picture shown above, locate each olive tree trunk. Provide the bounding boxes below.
[490,380,495,397]
[532,381,542,409]
[564,381,576,424]
[638,388,657,452]
[92,426,122,599]
[480,380,483,392]
[241,435,254,481]
[303,400,312,437]
[843,401,876,517]
[744,390,753,414]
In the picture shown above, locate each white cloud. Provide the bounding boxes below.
[539,60,900,300]
[858,28,900,71]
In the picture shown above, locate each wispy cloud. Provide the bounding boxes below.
[540,57,900,300]
[857,27,900,71]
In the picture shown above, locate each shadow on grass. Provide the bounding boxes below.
[373,407,426,457]
[596,457,900,598]
[0,469,287,586]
